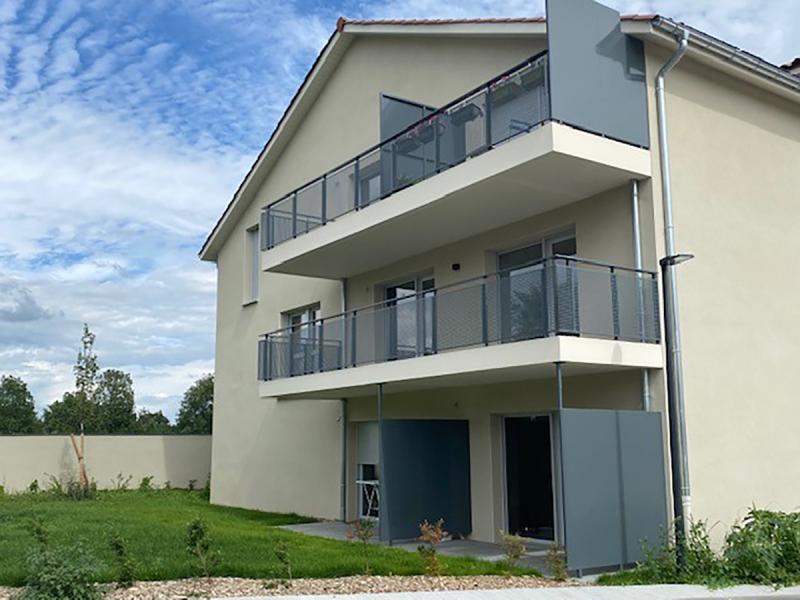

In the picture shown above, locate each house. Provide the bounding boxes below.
[200,0,800,573]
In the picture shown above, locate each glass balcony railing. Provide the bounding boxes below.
[258,256,660,382]
[261,51,550,251]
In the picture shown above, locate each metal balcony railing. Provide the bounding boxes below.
[261,51,550,251]
[258,256,660,381]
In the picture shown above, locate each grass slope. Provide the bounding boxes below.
[0,490,534,586]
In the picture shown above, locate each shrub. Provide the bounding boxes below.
[108,532,136,588]
[346,519,376,575]
[138,476,154,492]
[499,530,527,569]
[188,479,197,491]
[28,480,40,494]
[185,516,218,577]
[45,474,95,501]
[29,517,49,549]
[274,540,292,582]
[724,509,800,585]
[20,543,102,600]
[417,519,447,576]
[110,473,132,491]
[546,544,568,581]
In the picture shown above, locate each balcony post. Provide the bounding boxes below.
[431,292,438,353]
[610,266,620,340]
[552,259,561,335]
[481,280,489,345]
[321,175,327,225]
[291,192,298,238]
[484,85,492,150]
[351,310,358,367]
[318,320,325,373]
[433,115,441,173]
[354,158,360,210]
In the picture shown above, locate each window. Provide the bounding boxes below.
[245,225,260,303]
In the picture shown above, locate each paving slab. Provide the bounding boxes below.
[279,522,549,572]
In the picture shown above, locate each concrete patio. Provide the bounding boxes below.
[279,521,552,572]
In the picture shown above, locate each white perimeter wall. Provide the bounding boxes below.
[0,435,212,493]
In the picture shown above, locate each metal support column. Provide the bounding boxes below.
[377,383,390,544]
[554,362,568,554]
[340,399,348,522]
[631,179,651,411]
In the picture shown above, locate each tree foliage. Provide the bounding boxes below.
[176,375,213,434]
[0,375,39,434]
[95,369,136,433]
[134,409,173,434]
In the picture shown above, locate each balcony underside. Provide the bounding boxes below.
[263,122,651,279]
[259,336,662,400]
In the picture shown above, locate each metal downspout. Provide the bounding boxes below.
[655,29,692,539]
[630,180,651,411]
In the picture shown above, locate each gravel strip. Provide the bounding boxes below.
[0,575,575,600]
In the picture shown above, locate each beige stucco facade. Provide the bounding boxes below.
[0,435,211,493]
[205,16,800,551]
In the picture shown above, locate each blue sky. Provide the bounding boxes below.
[0,0,797,420]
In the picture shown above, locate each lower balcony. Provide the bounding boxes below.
[258,256,662,399]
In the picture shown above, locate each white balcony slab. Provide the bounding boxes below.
[259,336,662,400]
[262,121,651,279]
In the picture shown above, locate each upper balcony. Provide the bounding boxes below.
[258,256,662,399]
[259,51,652,279]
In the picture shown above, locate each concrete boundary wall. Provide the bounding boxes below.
[0,435,212,493]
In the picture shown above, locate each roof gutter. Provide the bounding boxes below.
[652,16,800,96]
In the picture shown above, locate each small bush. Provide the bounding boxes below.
[499,530,527,569]
[111,473,132,491]
[274,540,292,582]
[29,517,49,549]
[724,509,800,585]
[417,519,447,576]
[108,532,136,588]
[346,519,376,575]
[185,516,218,577]
[188,479,197,491]
[138,476,155,492]
[28,480,40,494]
[20,543,102,600]
[546,544,568,581]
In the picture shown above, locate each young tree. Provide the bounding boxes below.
[176,375,213,434]
[0,375,40,433]
[74,324,99,398]
[95,369,136,433]
[135,409,173,433]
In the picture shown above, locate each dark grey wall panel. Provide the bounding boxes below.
[561,409,667,571]
[546,0,649,147]
[560,409,625,570]
[618,411,669,562]
[381,419,471,542]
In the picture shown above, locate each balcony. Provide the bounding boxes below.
[258,257,662,398]
[262,53,549,249]
[259,53,651,279]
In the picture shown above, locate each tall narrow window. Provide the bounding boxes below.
[246,225,260,302]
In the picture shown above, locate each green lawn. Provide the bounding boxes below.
[0,489,535,586]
